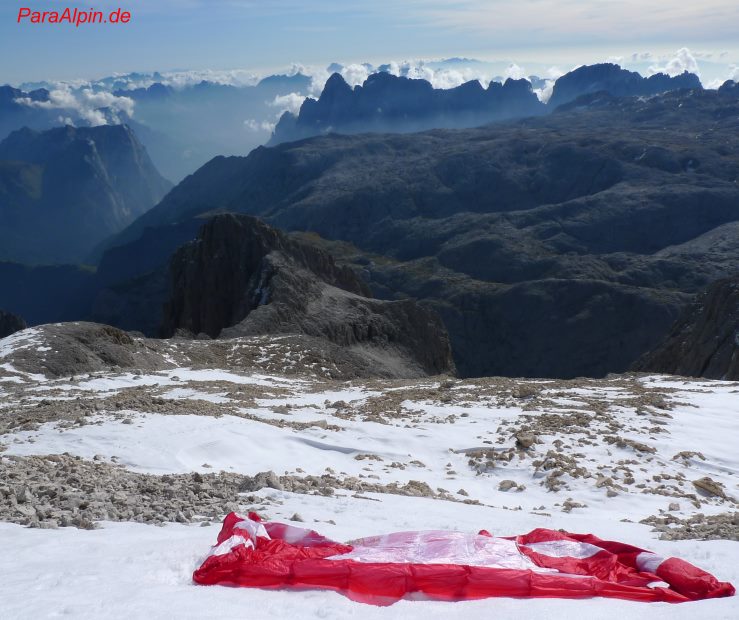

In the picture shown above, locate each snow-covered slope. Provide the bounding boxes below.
[0,328,736,618]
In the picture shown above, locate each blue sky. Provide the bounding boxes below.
[2,1,739,84]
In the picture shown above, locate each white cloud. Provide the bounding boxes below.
[297,58,493,96]
[531,68,563,103]
[341,64,372,87]
[16,86,135,126]
[379,59,490,89]
[86,69,260,92]
[306,68,331,97]
[503,63,526,81]
[156,69,260,89]
[270,92,306,115]
[647,47,700,77]
[243,119,275,133]
[432,68,488,89]
[532,83,553,103]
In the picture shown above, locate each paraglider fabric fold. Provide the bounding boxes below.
[193,512,735,606]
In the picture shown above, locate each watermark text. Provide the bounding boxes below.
[17,6,132,27]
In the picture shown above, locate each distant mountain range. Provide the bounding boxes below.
[0,63,710,183]
[0,85,58,138]
[270,64,703,144]
[0,124,170,264]
[270,72,544,144]
[0,74,314,184]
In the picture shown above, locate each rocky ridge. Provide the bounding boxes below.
[636,276,739,380]
[0,322,450,385]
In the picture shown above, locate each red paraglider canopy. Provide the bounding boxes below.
[193,512,734,606]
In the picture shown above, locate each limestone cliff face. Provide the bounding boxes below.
[162,214,455,377]
[635,277,739,380]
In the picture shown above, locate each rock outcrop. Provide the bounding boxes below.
[635,276,739,380]
[0,322,168,378]
[162,214,455,377]
[718,80,739,97]
[547,63,700,108]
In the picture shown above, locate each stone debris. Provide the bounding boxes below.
[0,454,477,530]
[562,499,587,513]
[603,436,656,454]
[672,451,706,462]
[642,512,739,541]
[693,477,729,499]
[515,432,537,450]
[0,454,258,528]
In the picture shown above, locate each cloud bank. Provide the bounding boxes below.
[16,87,135,126]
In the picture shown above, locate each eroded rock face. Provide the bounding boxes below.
[635,276,739,380]
[162,214,455,377]
[0,311,25,338]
